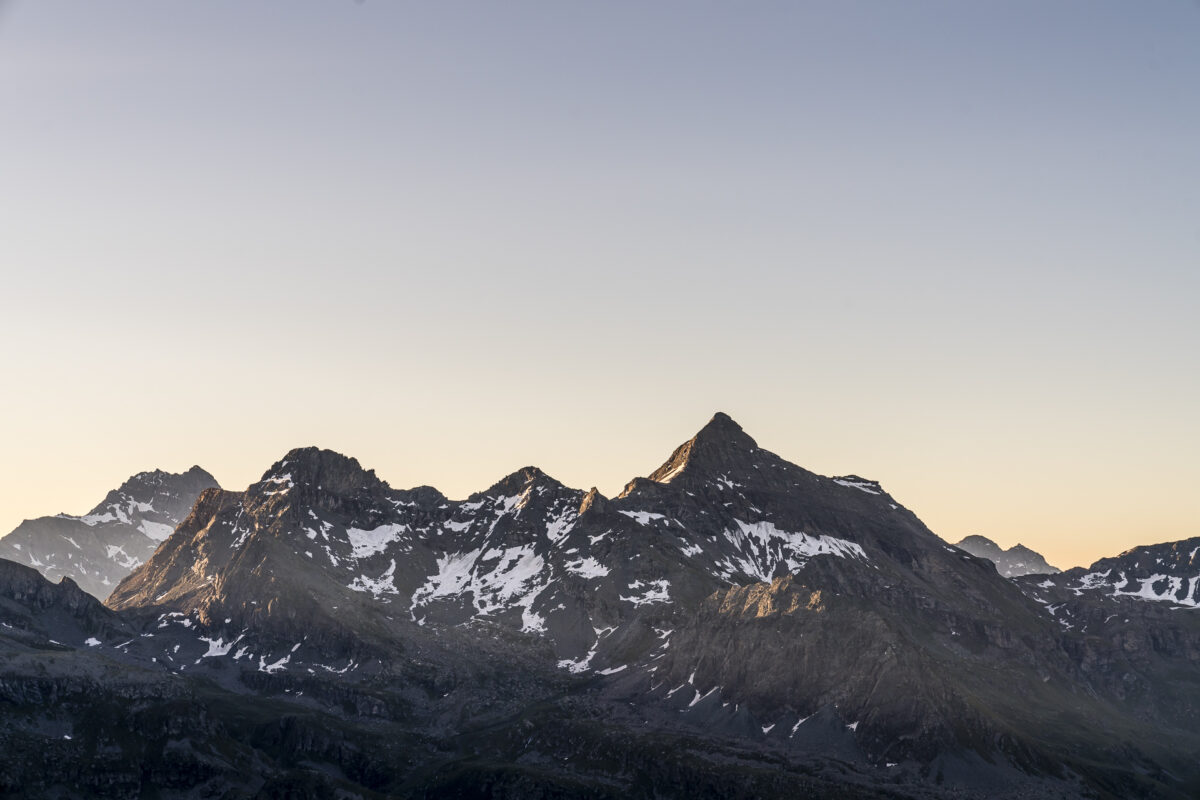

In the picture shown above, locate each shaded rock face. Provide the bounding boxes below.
[955,535,1060,577]
[1022,536,1200,610]
[1014,536,1200,635]
[0,467,218,600]
[3,414,1199,799]
[0,556,413,800]
[1011,536,1200,733]
[0,558,132,646]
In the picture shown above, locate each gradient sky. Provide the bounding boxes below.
[1,1,1197,570]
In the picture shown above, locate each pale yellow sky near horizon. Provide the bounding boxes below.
[1,2,1197,571]
[0,404,1194,572]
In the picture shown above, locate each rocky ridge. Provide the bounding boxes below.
[954,535,1060,578]
[0,467,218,599]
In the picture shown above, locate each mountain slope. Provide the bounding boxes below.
[107,419,905,675]
[0,467,218,599]
[1012,537,1200,736]
[594,418,1200,796]
[0,556,438,799]
[88,414,1200,799]
[0,558,134,651]
[1020,536,1200,611]
[955,535,1060,577]
[0,552,973,800]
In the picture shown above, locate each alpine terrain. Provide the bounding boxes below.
[0,467,218,599]
[954,535,1061,578]
[1,414,1197,799]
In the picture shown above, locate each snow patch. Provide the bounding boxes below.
[545,510,577,544]
[348,560,398,598]
[564,557,610,578]
[346,524,408,559]
[199,635,243,659]
[259,654,291,673]
[411,550,479,606]
[558,649,597,674]
[833,478,880,495]
[717,519,867,582]
[1115,573,1196,606]
[138,521,175,542]
[261,474,294,496]
[689,686,720,707]
[411,544,551,633]
[621,579,671,606]
[105,545,141,570]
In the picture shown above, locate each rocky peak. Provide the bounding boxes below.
[955,535,1059,578]
[398,484,449,510]
[1008,543,1044,560]
[113,465,216,497]
[253,447,388,499]
[956,535,1002,556]
[0,466,220,600]
[482,466,565,500]
[578,487,609,516]
[647,412,759,484]
[85,466,219,521]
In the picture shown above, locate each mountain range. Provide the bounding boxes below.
[1,413,1197,799]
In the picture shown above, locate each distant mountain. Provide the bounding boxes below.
[955,534,1060,577]
[0,467,218,599]
[3,414,1198,799]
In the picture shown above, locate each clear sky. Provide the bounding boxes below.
[1,1,1197,570]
